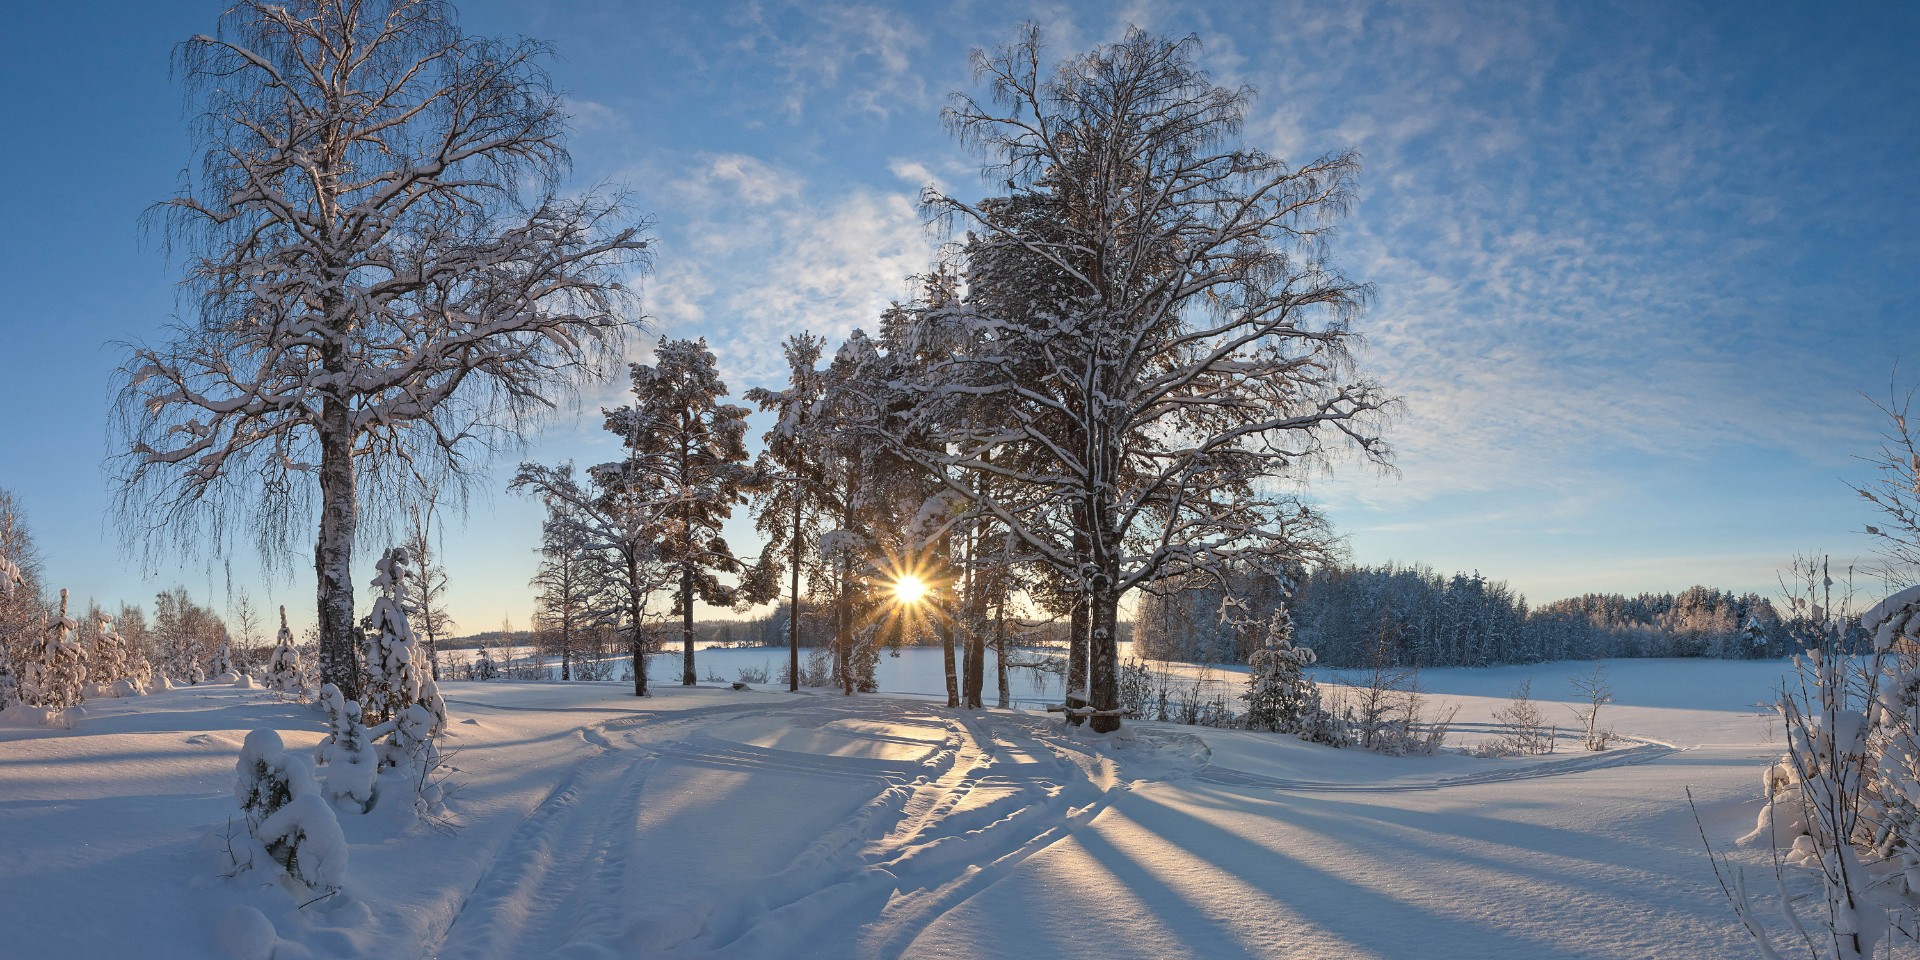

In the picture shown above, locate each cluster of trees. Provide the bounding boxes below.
[513,28,1389,733]
[1139,562,1793,668]
[105,0,1385,734]
[0,488,296,712]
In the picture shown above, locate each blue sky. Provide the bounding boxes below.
[1,0,1916,637]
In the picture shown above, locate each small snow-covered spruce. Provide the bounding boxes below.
[1241,605,1319,736]
[315,684,378,813]
[360,547,442,728]
[19,589,88,712]
[375,702,449,818]
[265,606,303,696]
[234,728,347,892]
[210,640,235,679]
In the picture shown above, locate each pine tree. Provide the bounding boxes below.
[604,338,754,686]
[745,333,837,693]
[315,684,377,812]
[471,642,499,681]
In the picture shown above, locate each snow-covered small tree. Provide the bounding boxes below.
[470,643,499,681]
[1241,604,1318,734]
[530,498,597,681]
[234,728,348,892]
[18,589,88,713]
[210,641,235,679]
[361,547,434,726]
[265,606,303,695]
[745,333,837,693]
[404,498,455,681]
[0,496,43,708]
[314,684,378,813]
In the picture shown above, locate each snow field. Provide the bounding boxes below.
[0,654,1808,958]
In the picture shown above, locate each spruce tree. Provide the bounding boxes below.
[1242,604,1317,734]
[265,606,304,694]
[20,589,89,712]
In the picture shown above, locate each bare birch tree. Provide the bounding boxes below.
[113,0,648,698]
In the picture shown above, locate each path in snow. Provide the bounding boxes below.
[417,697,1200,960]
[417,692,1727,960]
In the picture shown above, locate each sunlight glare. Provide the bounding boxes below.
[893,575,929,605]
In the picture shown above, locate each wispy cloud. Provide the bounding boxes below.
[637,152,939,387]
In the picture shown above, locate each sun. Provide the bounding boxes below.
[892,574,929,605]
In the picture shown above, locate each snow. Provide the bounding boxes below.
[0,653,1820,958]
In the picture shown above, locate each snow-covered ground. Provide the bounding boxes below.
[0,654,1807,959]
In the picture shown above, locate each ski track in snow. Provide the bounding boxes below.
[417,694,1692,960]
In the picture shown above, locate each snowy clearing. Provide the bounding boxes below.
[0,654,1807,959]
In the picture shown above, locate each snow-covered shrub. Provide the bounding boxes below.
[1569,662,1614,751]
[1295,689,1352,747]
[776,647,835,688]
[1242,607,1320,735]
[1117,657,1170,722]
[315,684,378,813]
[1475,679,1555,757]
[1341,632,1456,755]
[1729,565,1920,959]
[469,643,498,681]
[233,728,348,892]
[377,702,449,818]
[264,606,303,696]
[17,589,88,712]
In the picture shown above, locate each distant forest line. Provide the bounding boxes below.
[450,561,1849,671]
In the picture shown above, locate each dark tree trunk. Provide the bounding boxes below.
[994,588,1010,710]
[315,396,360,700]
[1088,581,1122,733]
[836,568,853,696]
[629,554,649,697]
[962,549,985,709]
[681,563,696,685]
[789,490,802,692]
[939,614,959,708]
[1066,595,1088,725]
